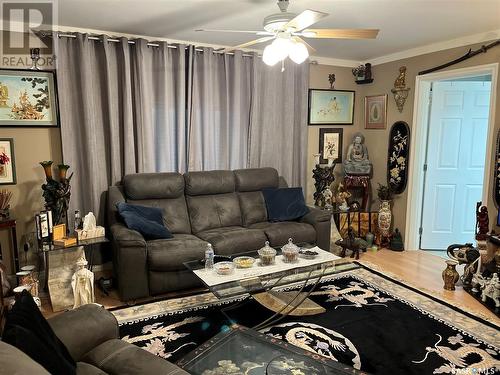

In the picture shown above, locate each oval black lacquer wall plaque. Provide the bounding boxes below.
[495,130,500,207]
[387,121,410,195]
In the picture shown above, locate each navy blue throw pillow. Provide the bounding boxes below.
[262,187,309,222]
[117,202,172,240]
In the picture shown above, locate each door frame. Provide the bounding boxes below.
[404,63,499,250]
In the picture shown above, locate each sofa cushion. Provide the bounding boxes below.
[127,197,191,234]
[238,191,267,227]
[187,193,242,233]
[123,173,184,200]
[262,187,309,221]
[196,226,267,256]
[234,168,279,192]
[82,339,188,375]
[76,362,107,375]
[0,341,51,375]
[117,203,172,240]
[149,269,203,295]
[184,170,235,196]
[249,222,316,247]
[147,234,208,272]
[2,290,76,375]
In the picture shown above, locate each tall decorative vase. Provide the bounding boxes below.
[377,200,392,237]
[442,260,460,291]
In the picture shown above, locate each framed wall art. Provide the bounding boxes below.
[365,94,387,129]
[0,138,16,185]
[387,121,410,194]
[0,69,59,127]
[319,128,343,164]
[308,89,355,125]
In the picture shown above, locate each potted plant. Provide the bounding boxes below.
[376,183,394,239]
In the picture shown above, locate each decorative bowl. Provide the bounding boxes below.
[299,249,319,259]
[214,261,235,275]
[233,256,255,269]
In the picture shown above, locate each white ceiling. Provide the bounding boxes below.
[57,0,500,62]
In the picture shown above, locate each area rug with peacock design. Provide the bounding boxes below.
[114,264,500,374]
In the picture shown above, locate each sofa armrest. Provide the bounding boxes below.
[300,206,331,225]
[111,222,146,247]
[110,223,149,301]
[48,304,119,362]
[300,206,331,251]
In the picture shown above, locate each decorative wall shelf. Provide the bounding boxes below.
[355,79,374,85]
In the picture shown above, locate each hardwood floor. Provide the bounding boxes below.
[40,249,499,324]
[360,249,499,322]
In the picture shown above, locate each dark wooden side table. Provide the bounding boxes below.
[344,175,371,210]
[0,218,19,273]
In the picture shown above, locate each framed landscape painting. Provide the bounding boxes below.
[0,138,16,185]
[365,94,387,129]
[308,89,355,125]
[319,128,343,164]
[0,69,59,127]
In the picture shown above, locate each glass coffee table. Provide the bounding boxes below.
[185,245,359,329]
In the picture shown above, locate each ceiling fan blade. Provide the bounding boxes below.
[284,10,328,32]
[301,28,379,39]
[292,36,316,54]
[195,29,272,35]
[224,36,275,53]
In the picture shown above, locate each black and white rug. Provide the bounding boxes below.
[115,265,500,374]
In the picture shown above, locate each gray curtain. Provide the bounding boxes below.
[249,59,309,188]
[57,34,189,223]
[57,33,309,225]
[188,48,253,170]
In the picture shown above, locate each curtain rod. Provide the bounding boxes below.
[51,32,256,57]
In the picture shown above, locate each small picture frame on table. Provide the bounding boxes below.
[365,94,387,129]
[0,138,16,185]
[319,128,343,164]
[308,89,355,125]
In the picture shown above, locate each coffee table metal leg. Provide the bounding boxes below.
[253,268,326,331]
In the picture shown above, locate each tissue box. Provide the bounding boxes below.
[76,226,105,240]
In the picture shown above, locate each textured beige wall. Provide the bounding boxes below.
[0,34,60,274]
[307,40,500,247]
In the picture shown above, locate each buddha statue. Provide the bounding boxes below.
[343,133,372,175]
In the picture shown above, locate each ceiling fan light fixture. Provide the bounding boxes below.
[262,43,280,66]
[271,37,292,60]
[288,40,309,64]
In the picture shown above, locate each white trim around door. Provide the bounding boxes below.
[404,63,499,251]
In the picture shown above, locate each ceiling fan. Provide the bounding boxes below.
[196,0,379,66]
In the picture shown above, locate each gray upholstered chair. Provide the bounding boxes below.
[0,304,188,374]
[108,168,331,302]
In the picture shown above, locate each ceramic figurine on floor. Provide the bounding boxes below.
[71,257,94,309]
[343,133,372,176]
[481,273,500,308]
[389,229,404,251]
[475,202,489,241]
[447,243,481,287]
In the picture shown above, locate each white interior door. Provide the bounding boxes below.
[421,80,491,250]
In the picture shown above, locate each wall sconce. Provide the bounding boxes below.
[391,66,410,112]
[30,48,41,70]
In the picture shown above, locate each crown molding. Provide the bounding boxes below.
[367,28,500,66]
[2,21,498,69]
